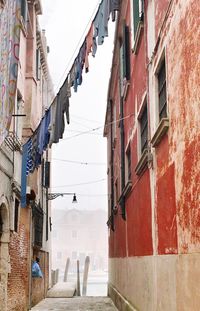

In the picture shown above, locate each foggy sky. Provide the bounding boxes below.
[39,1,115,211]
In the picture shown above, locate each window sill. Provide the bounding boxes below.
[132,21,144,54]
[135,148,148,176]
[151,118,169,147]
[122,180,132,198]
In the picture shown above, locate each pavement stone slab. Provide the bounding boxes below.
[31,297,118,310]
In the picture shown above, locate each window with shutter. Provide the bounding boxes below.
[130,0,144,53]
[36,48,41,81]
[21,0,28,23]
[125,145,131,183]
[119,23,130,97]
[140,104,148,153]
[151,56,169,147]
[33,202,43,248]
[44,161,50,188]
[158,60,167,121]
[135,99,150,175]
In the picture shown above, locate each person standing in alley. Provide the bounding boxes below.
[32,257,43,278]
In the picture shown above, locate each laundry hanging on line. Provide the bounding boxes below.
[20,0,120,207]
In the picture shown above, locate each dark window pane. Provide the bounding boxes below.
[21,0,27,22]
[33,202,43,248]
[14,199,19,232]
[133,0,140,37]
[140,104,148,153]
[127,148,131,180]
[158,62,166,91]
[158,61,167,121]
[120,24,130,92]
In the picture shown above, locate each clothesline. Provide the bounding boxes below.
[21,0,120,207]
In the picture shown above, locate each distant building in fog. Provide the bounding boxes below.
[52,208,108,274]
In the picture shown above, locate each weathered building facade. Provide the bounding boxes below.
[104,0,200,310]
[0,0,53,310]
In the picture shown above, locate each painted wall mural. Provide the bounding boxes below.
[0,0,21,146]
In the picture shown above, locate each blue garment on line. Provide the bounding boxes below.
[38,109,51,154]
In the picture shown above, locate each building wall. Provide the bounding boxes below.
[0,0,53,310]
[7,208,30,311]
[106,0,200,310]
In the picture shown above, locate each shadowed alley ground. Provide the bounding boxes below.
[31,297,118,310]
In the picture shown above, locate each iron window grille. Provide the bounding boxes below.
[4,131,22,152]
[32,202,43,248]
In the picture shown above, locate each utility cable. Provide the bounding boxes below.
[66,129,102,136]
[52,158,106,166]
[71,114,101,124]
[54,0,101,93]
[52,178,106,188]
[62,113,134,141]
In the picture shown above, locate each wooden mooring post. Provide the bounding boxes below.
[76,260,81,296]
[64,257,70,282]
[82,256,90,296]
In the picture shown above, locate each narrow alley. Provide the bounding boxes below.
[0,0,200,310]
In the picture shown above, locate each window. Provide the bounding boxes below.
[114,179,119,206]
[135,101,149,175]
[36,48,41,81]
[140,103,148,154]
[112,104,117,144]
[130,0,144,52]
[72,230,77,239]
[21,0,28,23]
[125,145,131,182]
[157,60,167,121]
[14,199,19,232]
[33,202,43,248]
[119,23,130,97]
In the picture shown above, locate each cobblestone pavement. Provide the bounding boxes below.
[31,297,118,310]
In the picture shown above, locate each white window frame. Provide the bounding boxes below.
[137,94,148,158]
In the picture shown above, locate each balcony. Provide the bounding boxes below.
[4,132,22,152]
